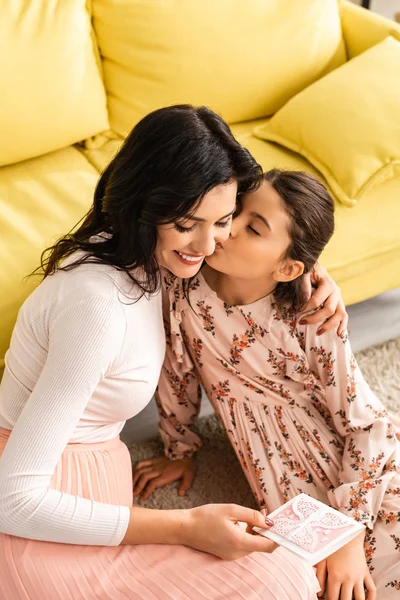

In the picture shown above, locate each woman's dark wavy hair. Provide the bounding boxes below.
[264,169,335,310]
[39,104,262,295]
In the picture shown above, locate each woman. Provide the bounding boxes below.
[137,170,400,598]
[0,106,343,599]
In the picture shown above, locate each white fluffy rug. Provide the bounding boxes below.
[129,338,400,511]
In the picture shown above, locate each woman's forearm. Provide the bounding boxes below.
[121,503,278,560]
[120,506,189,546]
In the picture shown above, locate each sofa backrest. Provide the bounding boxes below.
[91,0,347,138]
[0,0,109,167]
[340,0,400,58]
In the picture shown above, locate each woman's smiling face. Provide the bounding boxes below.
[156,181,238,278]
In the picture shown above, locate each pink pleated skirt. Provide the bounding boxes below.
[0,427,319,600]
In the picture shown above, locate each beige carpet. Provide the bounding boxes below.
[129,338,400,511]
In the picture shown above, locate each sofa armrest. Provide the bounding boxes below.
[340,0,400,59]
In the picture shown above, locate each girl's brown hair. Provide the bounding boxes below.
[264,169,335,310]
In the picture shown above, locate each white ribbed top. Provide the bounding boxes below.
[0,259,165,546]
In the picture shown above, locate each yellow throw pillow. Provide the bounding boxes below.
[0,0,109,166]
[92,0,345,137]
[254,36,400,207]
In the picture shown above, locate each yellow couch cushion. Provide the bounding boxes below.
[92,0,346,137]
[0,147,99,370]
[233,127,400,305]
[0,0,109,166]
[254,36,400,207]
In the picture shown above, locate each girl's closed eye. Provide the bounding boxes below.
[247,224,261,236]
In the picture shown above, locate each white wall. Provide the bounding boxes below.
[370,0,399,20]
[350,0,400,21]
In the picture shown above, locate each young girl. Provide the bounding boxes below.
[135,170,400,599]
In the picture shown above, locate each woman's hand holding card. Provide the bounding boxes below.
[253,494,365,566]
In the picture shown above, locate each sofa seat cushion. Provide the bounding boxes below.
[0,147,99,370]
[92,0,346,137]
[80,132,124,174]
[234,129,400,305]
[254,36,400,207]
[0,0,109,166]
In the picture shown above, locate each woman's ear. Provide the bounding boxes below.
[273,260,304,283]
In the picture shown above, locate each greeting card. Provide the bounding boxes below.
[253,494,365,565]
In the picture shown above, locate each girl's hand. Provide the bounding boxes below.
[316,531,376,600]
[132,456,196,500]
[181,503,277,560]
[316,560,328,597]
[300,263,348,337]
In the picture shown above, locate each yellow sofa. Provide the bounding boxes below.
[1,0,400,377]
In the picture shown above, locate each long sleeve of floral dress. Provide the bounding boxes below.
[155,274,203,460]
[304,325,399,531]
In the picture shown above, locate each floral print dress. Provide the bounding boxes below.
[156,271,400,596]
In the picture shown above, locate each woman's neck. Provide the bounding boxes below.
[202,265,277,306]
